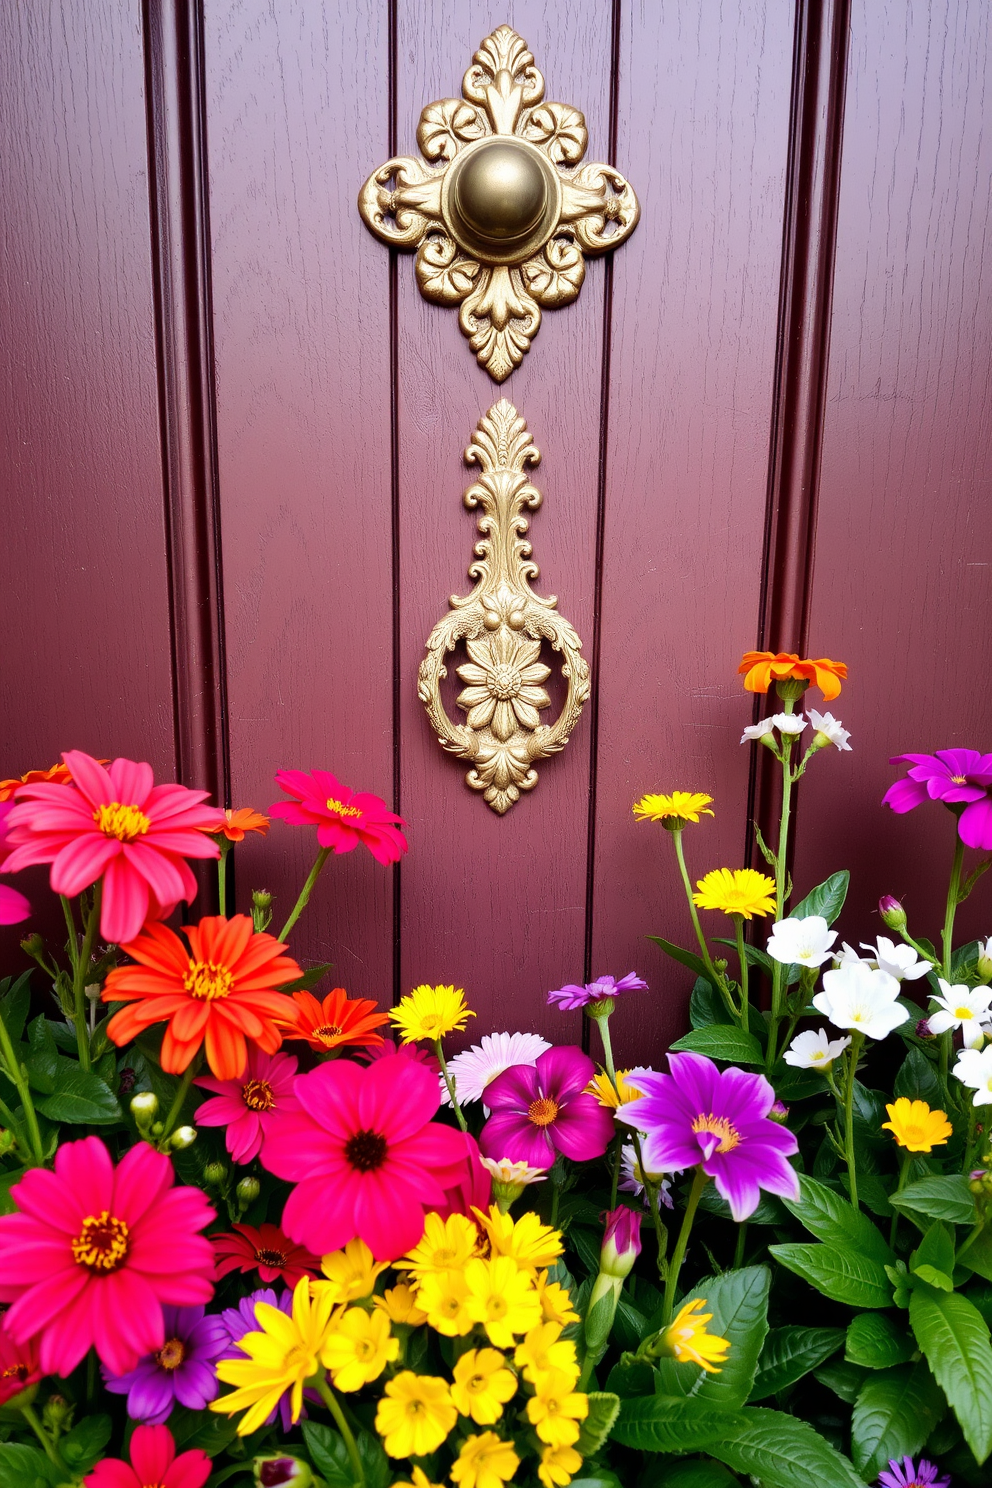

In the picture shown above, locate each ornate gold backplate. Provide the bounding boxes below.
[358,25,640,380]
[418,400,590,813]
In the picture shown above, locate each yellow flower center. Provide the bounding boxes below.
[313,1025,345,1044]
[283,1344,313,1373]
[94,802,151,841]
[528,1096,559,1128]
[242,1078,275,1111]
[72,1211,130,1272]
[417,1012,444,1035]
[467,1373,487,1394]
[956,1006,975,1020]
[405,1398,427,1418]
[485,1296,508,1320]
[326,797,363,819]
[184,959,234,1001]
[155,1338,186,1371]
[489,663,522,700]
[439,1295,463,1317]
[951,774,968,784]
[691,1114,741,1153]
[354,1338,374,1361]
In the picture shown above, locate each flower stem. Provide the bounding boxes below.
[592,1011,617,1085]
[942,831,966,980]
[956,1217,987,1265]
[19,1404,67,1471]
[161,1057,199,1140]
[217,838,232,916]
[70,880,102,1072]
[733,1221,748,1269]
[843,1032,864,1208]
[768,738,796,1064]
[278,846,331,942]
[672,829,736,1018]
[314,1374,365,1487]
[631,1131,667,1280]
[435,1041,467,1132]
[733,916,750,1032]
[609,1135,622,1209]
[663,1167,709,1323]
[0,999,44,1165]
[889,1150,911,1248]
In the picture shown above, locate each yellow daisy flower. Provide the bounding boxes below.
[450,1347,518,1425]
[313,1236,389,1304]
[525,1371,589,1448]
[320,1305,398,1392]
[211,1276,337,1435]
[374,1371,457,1458]
[464,1255,542,1347]
[450,1431,520,1488]
[415,1267,474,1336]
[534,1270,580,1326]
[473,1204,563,1274]
[633,791,715,827]
[663,1297,731,1373]
[882,1097,953,1153]
[397,1211,480,1279]
[538,1443,584,1488]
[692,867,777,919]
[373,1282,428,1326]
[390,1468,443,1488]
[586,1068,645,1109]
[389,984,474,1042]
[514,1322,580,1388]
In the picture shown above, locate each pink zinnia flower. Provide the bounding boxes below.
[85,1425,210,1488]
[0,1136,215,1377]
[0,1314,42,1405]
[269,768,407,865]
[479,1046,615,1168]
[3,751,224,943]
[259,1051,467,1259]
[0,802,30,924]
[617,1051,800,1222]
[884,749,992,849]
[194,1048,301,1163]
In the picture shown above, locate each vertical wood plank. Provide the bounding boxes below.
[590,0,796,1064]
[203,1,395,989]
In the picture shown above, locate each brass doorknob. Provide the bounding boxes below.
[447,139,556,260]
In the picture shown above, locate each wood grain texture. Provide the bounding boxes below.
[202,0,396,991]
[589,0,795,1065]
[394,0,612,1045]
[794,0,992,951]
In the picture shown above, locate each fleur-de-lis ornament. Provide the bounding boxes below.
[359,25,639,380]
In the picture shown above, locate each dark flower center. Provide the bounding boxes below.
[242,1078,275,1111]
[313,1024,344,1041]
[255,1247,288,1266]
[528,1096,559,1128]
[155,1337,186,1371]
[345,1129,388,1172]
[0,1364,28,1382]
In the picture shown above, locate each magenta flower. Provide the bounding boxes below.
[102,1304,227,1423]
[547,972,648,1012]
[479,1046,615,1168]
[878,1458,950,1488]
[0,803,31,924]
[884,749,992,849]
[85,1426,210,1488]
[617,1052,799,1221]
[269,768,407,865]
[194,1048,301,1164]
[600,1206,642,1279]
[431,1131,493,1222]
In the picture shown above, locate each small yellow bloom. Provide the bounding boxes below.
[464,1255,542,1347]
[538,1442,584,1488]
[374,1371,457,1458]
[882,1098,954,1153]
[397,1211,480,1279]
[416,1267,474,1336]
[663,1297,731,1374]
[450,1431,520,1488]
[515,1322,580,1388]
[390,1468,443,1488]
[313,1236,388,1304]
[534,1270,580,1326]
[526,1371,589,1448]
[389,984,474,1043]
[633,791,714,826]
[373,1282,428,1326]
[320,1305,398,1392]
[473,1204,563,1274]
[450,1347,518,1424]
[211,1276,337,1435]
[586,1068,645,1109]
[692,867,777,920]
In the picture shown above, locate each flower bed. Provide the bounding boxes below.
[0,654,991,1488]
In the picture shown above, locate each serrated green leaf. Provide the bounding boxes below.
[60,1415,112,1470]
[782,1173,895,1263]
[22,1015,57,1094]
[301,1422,355,1487]
[910,1285,992,1463]
[576,1391,620,1455]
[613,1396,737,1453]
[894,1046,943,1105]
[659,1464,739,1487]
[0,1443,61,1488]
[851,1360,946,1478]
[891,1176,977,1226]
[668,1026,764,1064]
[845,1313,916,1369]
[749,1326,844,1400]
[34,1060,121,1124]
[769,1242,893,1308]
[683,1266,770,1409]
[789,871,850,926]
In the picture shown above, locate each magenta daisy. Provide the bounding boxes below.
[269,768,407,865]
[877,1458,950,1488]
[479,1046,615,1168]
[884,748,992,848]
[547,972,648,1012]
[617,1051,799,1221]
[194,1048,301,1164]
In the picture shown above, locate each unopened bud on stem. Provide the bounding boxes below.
[878,895,907,931]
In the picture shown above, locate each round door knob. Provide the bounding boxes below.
[451,140,548,241]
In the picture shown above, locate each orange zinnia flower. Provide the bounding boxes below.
[280,986,390,1052]
[0,762,74,802]
[208,807,270,842]
[738,651,847,702]
[102,914,302,1080]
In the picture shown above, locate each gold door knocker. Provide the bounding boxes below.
[418,400,590,813]
[359,25,640,380]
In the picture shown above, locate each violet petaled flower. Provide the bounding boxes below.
[218,1288,306,1432]
[600,1206,642,1280]
[617,1052,800,1222]
[884,749,992,849]
[480,1046,615,1167]
[102,1306,227,1424]
[877,1455,950,1488]
[547,972,648,1013]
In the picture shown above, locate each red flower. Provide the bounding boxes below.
[269,768,407,866]
[281,987,390,1052]
[211,1223,320,1287]
[85,1425,210,1488]
[0,1314,42,1405]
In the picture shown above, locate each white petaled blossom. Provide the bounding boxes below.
[812,960,909,1041]
[619,1144,674,1209]
[440,1031,551,1106]
[740,718,776,745]
[783,1028,852,1069]
[808,708,852,751]
[953,1045,992,1105]
[479,1157,547,1186]
[859,936,932,982]
[765,915,837,968]
[928,980,992,1049]
[770,713,808,735]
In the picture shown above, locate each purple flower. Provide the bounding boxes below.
[219,1288,302,1431]
[878,1456,950,1488]
[600,1206,642,1279]
[547,972,648,1012]
[102,1305,227,1423]
[617,1051,800,1221]
[480,1046,615,1168]
[884,749,992,849]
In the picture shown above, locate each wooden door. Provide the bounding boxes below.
[3,0,991,1067]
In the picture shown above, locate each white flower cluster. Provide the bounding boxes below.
[740,710,852,751]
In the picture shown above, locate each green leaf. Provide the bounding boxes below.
[769,1242,893,1308]
[277,962,334,993]
[576,1391,620,1455]
[169,1408,240,1458]
[749,1326,844,1400]
[910,1285,992,1463]
[34,1060,122,1124]
[648,937,709,981]
[60,1415,112,1471]
[659,1465,739,1487]
[690,977,735,1028]
[708,1405,873,1487]
[355,1430,389,1488]
[613,1396,737,1453]
[910,1222,956,1291]
[851,1361,946,1479]
[958,1225,992,1283]
[782,1173,895,1263]
[683,1266,771,1409]
[668,1026,763,1065]
[22,1015,57,1094]
[891,1176,977,1227]
[606,1355,657,1398]
[814,1358,870,1403]
[0,1444,61,1488]
[697,1185,785,1226]
[845,1313,916,1369]
[301,1423,355,1487]
[894,1046,943,1106]
[0,973,32,1044]
[789,871,850,926]
[713,936,774,974]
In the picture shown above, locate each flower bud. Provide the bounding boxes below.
[769,1100,790,1124]
[878,895,907,930]
[19,932,45,962]
[42,1394,73,1432]
[130,1091,159,1124]
[970,1177,985,1196]
[236,1176,261,1207]
[252,890,272,910]
[915,1018,934,1041]
[600,1205,643,1280]
[203,1162,227,1185]
[169,1125,197,1150]
[0,1129,15,1157]
[714,958,728,974]
[978,942,992,984]
[254,1458,313,1488]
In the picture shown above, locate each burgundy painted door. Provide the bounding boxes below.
[3,1,992,1067]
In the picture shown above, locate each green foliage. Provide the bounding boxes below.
[576,1392,621,1455]
[788,871,850,925]
[891,1176,977,1226]
[910,1222,957,1291]
[668,1027,763,1065]
[781,1175,895,1263]
[0,1444,61,1488]
[850,1361,946,1478]
[845,1313,917,1369]
[768,1242,894,1308]
[59,1416,112,1473]
[34,1060,121,1124]
[909,1286,992,1463]
[749,1326,844,1400]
